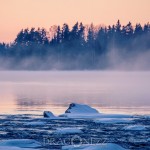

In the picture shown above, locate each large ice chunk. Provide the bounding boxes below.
[65,103,99,114]
[43,111,56,118]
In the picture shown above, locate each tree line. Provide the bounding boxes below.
[0,20,150,70]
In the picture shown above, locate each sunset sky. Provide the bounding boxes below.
[0,0,150,43]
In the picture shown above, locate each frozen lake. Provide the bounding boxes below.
[0,71,150,115]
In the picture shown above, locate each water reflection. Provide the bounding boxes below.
[16,97,47,107]
[0,71,150,115]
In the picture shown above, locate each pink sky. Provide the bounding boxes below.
[0,0,150,43]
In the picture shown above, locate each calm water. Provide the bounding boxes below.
[0,71,150,115]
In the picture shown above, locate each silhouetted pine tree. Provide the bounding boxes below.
[0,21,150,70]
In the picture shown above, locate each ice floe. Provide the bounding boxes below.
[94,118,133,124]
[43,111,56,118]
[59,103,101,118]
[54,128,83,134]
[0,139,41,149]
[24,121,46,126]
[0,147,36,150]
[62,143,127,150]
[123,125,147,130]
[65,103,99,114]
[45,103,132,119]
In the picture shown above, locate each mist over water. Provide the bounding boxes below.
[1,48,150,71]
[1,21,150,70]
[106,48,150,70]
[0,71,150,115]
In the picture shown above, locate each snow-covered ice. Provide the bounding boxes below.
[43,111,57,118]
[123,125,147,130]
[65,103,99,114]
[62,143,127,150]
[0,103,149,149]
[0,139,41,149]
[54,128,83,134]
[24,121,46,126]
[58,103,131,119]
[0,147,37,150]
[94,118,132,124]
[59,103,101,118]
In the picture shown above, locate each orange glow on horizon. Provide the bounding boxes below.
[0,0,150,43]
